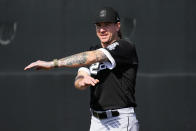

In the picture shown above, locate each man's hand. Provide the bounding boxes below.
[75,73,99,90]
[24,60,54,70]
[78,75,99,87]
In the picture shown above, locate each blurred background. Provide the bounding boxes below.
[0,0,195,130]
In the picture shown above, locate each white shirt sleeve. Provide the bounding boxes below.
[98,48,116,70]
[78,67,91,75]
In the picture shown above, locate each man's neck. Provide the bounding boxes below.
[101,37,120,48]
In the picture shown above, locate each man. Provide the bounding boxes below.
[24,7,139,131]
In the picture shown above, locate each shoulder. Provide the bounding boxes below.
[106,39,135,52]
[117,39,135,48]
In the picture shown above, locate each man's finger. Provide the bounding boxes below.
[95,79,99,84]
[24,62,37,70]
[24,65,31,70]
[90,81,95,86]
[90,78,99,84]
[85,79,95,86]
[24,65,33,70]
[89,77,96,82]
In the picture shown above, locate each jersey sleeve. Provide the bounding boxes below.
[98,40,137,69]
[77,44,101,75]
[78,67,91,75]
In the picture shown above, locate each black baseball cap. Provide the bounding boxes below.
[94,7,120,24]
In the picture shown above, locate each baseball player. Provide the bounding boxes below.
[24,7,139,131]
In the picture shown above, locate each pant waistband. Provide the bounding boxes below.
[90,107,135,120]
[115,107,135,114]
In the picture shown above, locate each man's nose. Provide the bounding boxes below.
[99,27,106,33]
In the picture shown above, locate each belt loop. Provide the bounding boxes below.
[106,110,112,118]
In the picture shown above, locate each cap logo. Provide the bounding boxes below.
[99,10,107,17]
[116,17,120,21]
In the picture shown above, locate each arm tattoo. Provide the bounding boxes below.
[59,52,87,67]
[58,50,108,67]
[95,50,108,62]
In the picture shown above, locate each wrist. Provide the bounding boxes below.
[53,59,59,68]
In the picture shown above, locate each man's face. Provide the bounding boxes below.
[95,22,120,45]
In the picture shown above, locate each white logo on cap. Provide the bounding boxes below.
[99,10,106,17]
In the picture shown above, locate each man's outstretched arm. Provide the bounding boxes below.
[24,49,108,70]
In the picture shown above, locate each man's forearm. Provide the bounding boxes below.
[56,50,107,68]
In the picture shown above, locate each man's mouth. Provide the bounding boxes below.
[100,34,108,38]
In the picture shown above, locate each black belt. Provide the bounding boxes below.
[92,110,119,120]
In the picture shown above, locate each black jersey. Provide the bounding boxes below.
[79,39,138,111]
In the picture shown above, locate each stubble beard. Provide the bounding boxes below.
[101,34,117,46]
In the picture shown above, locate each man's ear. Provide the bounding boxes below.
[116,22,121,31]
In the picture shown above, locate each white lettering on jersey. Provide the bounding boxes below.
[90,62,100,75]
[89,62,107,75]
